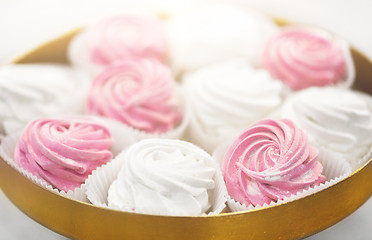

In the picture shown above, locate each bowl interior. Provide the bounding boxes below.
[1,21,372,240]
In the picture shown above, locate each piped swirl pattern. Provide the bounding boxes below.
[87,59,182,133]
[108,138,216,216]
[14,117,113,192]
[223,119,326,206]
[87,15,168,65]
[263,27,347,90]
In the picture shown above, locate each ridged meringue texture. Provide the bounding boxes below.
[222,119,326,207]
[167,4,278,75]
[69,15,168,75]
[14,117,114,192]
[107,138,216,216]
[0,64,89,135]
[87,58,182,133]
[279,87,372,168]
[184,59,283,152]
[263,27,352,90]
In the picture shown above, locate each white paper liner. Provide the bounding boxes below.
[212,140,352,212]
[0,133,88,202]
[91,116,138,156]
[86,151,127,208]
[206,161,228,216]
[86,147,228,216]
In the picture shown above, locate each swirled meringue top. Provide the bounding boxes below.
[279,87,372,166]
[223,119,326,206]
[167,4,278,75]
[0,64,89,135]
[14,117,114,192]
[263,27,351,90]
[69,15,168,74]
[185,59,283,143]
[87,58,182,133]
[107,138,216,216]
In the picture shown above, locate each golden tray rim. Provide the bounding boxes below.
[1,18,372,240]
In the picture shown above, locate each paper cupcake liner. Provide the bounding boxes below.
[86,147,227,216]
[0,133,88,202]
[212,141,352,212]
[91,116,138,156]
[85,150,127,208]
[98,112,188,143]
[206,160,228,216]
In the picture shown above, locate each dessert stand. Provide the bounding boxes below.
[0,19,372,240]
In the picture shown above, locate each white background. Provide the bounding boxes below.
[0,0,371,239]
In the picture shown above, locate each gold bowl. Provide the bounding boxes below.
[1,20,372,240]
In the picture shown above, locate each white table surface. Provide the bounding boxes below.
[0,0,371,239]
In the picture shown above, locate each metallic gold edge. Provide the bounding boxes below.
[2,152,370,218]
[4,30,372,217]
[1,155,372,240]
[11,27,82,64]
[0,17,371,240]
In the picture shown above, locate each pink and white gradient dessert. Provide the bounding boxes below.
[263,27,354,90]
[14,117,114,192]
[69,15,168,75]
[87,58,182,133]
[222,119,326,207]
